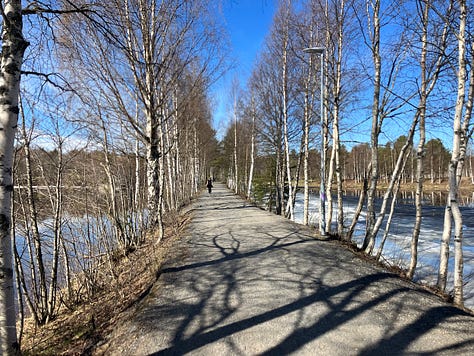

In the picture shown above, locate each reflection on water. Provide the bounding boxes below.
[342,189,474,207]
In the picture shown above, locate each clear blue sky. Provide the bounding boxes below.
[212,0,453,148]
[212,0,277,139]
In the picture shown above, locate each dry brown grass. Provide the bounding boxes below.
[20,210,193,355]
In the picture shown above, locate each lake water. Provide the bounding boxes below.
[292,191,474,310]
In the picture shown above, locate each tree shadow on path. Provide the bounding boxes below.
[130,184,474,356]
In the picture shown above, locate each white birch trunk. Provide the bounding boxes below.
[363,0,381,253]
[303,70,311,225]
[282,21,294,220]
[408,0,449,279]
[438,205,452,291]
[246,98,255,200]
[146,126,161,229]
[325,142,335,230]
[376,172,403,261]
[410,122,425,280]
[22,118,48,321]
[0,0,27,353]
[233,102,238,194]
[302,13,315,226]
[334,0,345,236]
[366,117,417,254]
[135,137,141,208]
[275,137,283,215]
[439,0,472,306]
[46,141,63,321]
[157,108,166,241]
[334,116,344,236]
[409,1,429,280]
[193,115,199,194]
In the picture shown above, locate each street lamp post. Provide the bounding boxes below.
[303,47,326,236]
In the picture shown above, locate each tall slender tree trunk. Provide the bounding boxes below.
[282,12,294,220]
[146,129,161,231]
[376,169,404,261]
[334,113,344,236]
[302,15,317,225]
[303,67,311,225]
[275,134,283,215]
[246,97,256,200]
[192,115,199,194]
[363,0,382,253]
[134,138,141,207]
[347,178,368,241]
[366,117,418,254]
[0,1,28,353]
[326,141,336,230]
[409,1,429,280]
[22,117,48,322]
[408,0,448,279]
[157,106,166,240]
[438,0,472,307]
[438,204,451,291]
[101,118,127,250]
[233,99,238,194]
[334,0,345,237]
[46,141,64,322]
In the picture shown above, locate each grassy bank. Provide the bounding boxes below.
[20,209,193,355]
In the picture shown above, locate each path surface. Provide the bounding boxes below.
[102,183,474,355]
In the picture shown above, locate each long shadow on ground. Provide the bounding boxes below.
[131,185,474,355]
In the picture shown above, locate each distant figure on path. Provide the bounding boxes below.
[207,178,213,194]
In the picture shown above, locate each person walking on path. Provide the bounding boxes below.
[206,178,213,193]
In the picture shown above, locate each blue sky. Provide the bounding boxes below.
[212,0,277,139]
[211,0,454,148]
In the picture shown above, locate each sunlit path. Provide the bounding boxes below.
[102,183,474,355]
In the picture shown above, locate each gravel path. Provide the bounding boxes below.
[101,183,474,355]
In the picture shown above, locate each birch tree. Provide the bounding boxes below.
[438,0,474,306]
[280,1,294,219]
[251,50,285,214]
[301,47,315,226]
[60,0,225,239]
[259,0,301,218]
[330,0,346,236]
[319,0,357,235]
[407,0,451,280]
[0,1,27,352]
[360,0,417,253]
[246,92,256,200]
[231,81,240,194]
[361,0,382,252]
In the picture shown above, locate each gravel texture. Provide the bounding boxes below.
[100,183,474,355]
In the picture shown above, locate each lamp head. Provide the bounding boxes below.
[303,47,325,54]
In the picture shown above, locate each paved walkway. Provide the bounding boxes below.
[103,183,474,355]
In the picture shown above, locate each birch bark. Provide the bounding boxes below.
[246,96,255,200]
[408,0,449,279]
[438,0,474,307]
[0,0,28,353]
[302,63,311,225]
[362,0,382,253]
[233,99,238,194]
[281,8,294,220]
